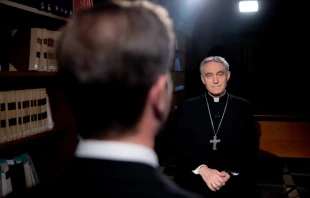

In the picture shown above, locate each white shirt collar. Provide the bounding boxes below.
[75,140,159,168]
[208,90,227,103]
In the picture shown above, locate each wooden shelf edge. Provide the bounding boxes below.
[0,0,68,21]
[254,114,310,122]
[254,114,307,119]
[0,123,73,149]
[0,71,58,77]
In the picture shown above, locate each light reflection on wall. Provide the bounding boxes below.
[154,0,205,37]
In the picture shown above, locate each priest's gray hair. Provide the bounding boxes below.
[200,56,230,74]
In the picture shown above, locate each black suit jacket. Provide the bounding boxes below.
[7,157,203,198]
[174,93,259,197]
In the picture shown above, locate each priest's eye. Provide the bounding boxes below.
[217,72,224,76]
[206,74,212,78]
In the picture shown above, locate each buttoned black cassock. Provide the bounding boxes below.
[174,92,260,198]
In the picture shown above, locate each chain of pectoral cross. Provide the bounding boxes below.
[205,93,229,150]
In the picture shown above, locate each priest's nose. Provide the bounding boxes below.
[213,76,219,84]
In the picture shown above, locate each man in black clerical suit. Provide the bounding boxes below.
[6,1,202,198]
[174,56,260,198]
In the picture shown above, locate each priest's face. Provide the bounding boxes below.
[200,61,230,96]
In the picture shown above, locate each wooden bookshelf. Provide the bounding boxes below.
[0,0,68,21]
[0,0,77,184]
[170,29,188,115]
[0,123,72,150]
[155,29,199,164]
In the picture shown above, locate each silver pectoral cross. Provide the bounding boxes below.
[210,135,220,150]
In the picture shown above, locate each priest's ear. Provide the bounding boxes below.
[148,74,172,122]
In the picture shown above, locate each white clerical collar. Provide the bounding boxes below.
[208,90,226,103]
[75,140,158,168]
[213,97,219,102]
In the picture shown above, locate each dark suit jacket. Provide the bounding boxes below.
[7,157,203,198]
[174,93,260,197]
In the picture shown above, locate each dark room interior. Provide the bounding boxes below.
[0,0,309,198]
[153,0,310,197]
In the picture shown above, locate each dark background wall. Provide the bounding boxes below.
[155,0,310,116]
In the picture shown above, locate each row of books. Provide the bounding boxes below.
[38,0,73,17]
[9,0,73,18]
[0,88,54,143]
[10,28,61,72]
[8,0,95,17]
[175,85,185,92]
[174,57,182,71]
[74,0,93,13]
[10,29,183,72]
[0,153,39,197]
[37,0,94,16]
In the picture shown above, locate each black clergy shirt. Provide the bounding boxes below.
[174,92,260,198]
